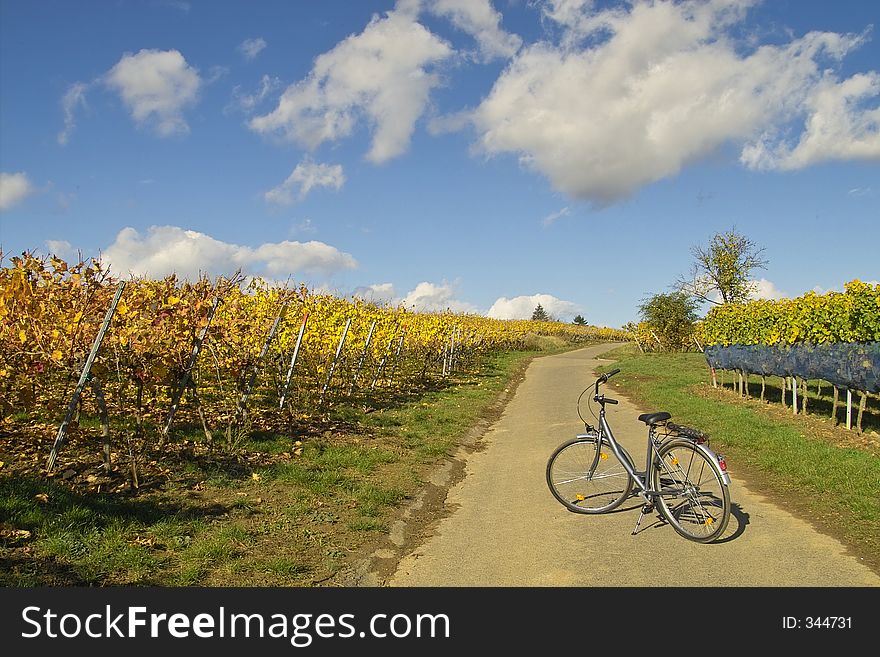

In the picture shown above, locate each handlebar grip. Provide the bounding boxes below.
[607,368,620,378]
[605,398,619,404]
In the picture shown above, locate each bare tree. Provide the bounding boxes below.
[677,227,768,304]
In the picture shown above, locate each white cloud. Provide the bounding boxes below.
[401,281,478,313]
[104,49,201,137]
[249,6,453,163]
[541,206,570,226]
[748,278,787,300]
[741,71,880,170]
[486,293,582,321]
[352,282,397,304]
[238,37,267,61]
[57,82,89,145]
[100,225,357,280]
[0,172,36,211]
[428,0,521,61]
[264,159,345,205]
[45,239,75,260]
[468,0,880,205]
[229,74,283,113]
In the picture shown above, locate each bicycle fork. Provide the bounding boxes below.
[597,414,657,535]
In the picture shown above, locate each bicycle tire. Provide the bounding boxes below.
[651,438,730,543]
[546,436,634,514]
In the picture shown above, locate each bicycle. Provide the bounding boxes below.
[546,368,732,543]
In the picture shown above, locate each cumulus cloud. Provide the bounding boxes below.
[486,293,582,321]
[100,225,357,280]
[0,172,36,211]
[748,278,788,300]
[352,282,398,304]
[104,49,201,137]
[468,0,880,205]
[264,159,346,205]
[44,239,76,260]
[249,6,453,163]
[741,71,880,170]
[428,0,521,61]
[238,37,267,61]
[401,281,478,313]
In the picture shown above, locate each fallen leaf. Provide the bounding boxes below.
[34,493,49,503]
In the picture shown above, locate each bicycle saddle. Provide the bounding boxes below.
[637,412,671,425]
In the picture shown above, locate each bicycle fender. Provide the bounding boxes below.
[694,442,731,486]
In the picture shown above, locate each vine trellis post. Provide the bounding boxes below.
[160,295,221,447]
[320,317,352,404]
[47,280,126,472]
[348,319,377,395]
[235,300,288,422]
[279,311,309,409]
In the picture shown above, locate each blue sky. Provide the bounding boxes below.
[0,0,877,329]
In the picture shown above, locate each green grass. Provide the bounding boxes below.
[596,344,880,572]
[1,343,582,586]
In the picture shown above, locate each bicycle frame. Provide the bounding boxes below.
[583,397,730,502]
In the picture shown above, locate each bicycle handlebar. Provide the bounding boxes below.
[597,368,621,384]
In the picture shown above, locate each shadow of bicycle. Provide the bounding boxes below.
[607,498,749,543]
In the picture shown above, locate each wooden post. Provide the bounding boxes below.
[650,330,663,351]
[801,379,808,414]
[760,375,766,402]
[279,311,309,409]
[792,376,798,414]
[386,331,406,387]
[349,319,377,395]
[781,376,786,407]
[371,333,398,389]
[856,391,867,433]
[831,386,839,424]
[320,317,352,404]
[236,301,288,419]
[692,336,704,352]
[711,367,717,388]
[633,336,645,353]
[90,378,111,473]
[161,295,220,447]
[47,280,126,472]
[449,326,458,373]
[846,389,852,430]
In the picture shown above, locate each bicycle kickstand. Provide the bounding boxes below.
[632,503,654,536]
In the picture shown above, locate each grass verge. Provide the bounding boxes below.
[0,343,578,586]
[596,343,880,574]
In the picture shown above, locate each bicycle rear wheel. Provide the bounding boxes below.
[652,438,730,542]
[546,437,633,513]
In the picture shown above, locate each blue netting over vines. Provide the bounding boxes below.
[704,342,880,393]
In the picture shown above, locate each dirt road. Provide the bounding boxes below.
[364,344,878,586]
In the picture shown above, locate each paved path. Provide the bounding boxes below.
[388,344,880,586]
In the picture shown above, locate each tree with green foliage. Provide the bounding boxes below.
[638,291,699,351]
[531,304,550,321]
[677,227,768,304]
[573,314,587,325]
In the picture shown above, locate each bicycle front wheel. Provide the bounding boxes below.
[652,438,730,543]
[546,437,634,514]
